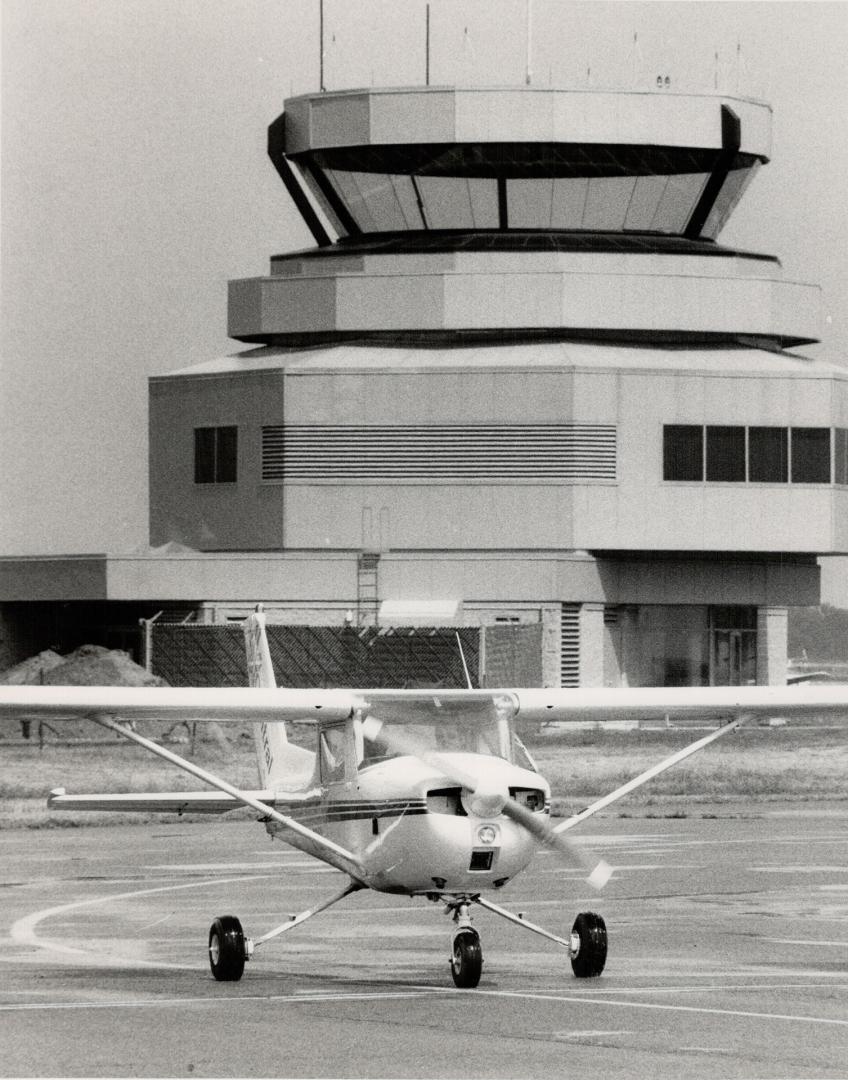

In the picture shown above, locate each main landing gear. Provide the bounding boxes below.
[208,915,247,982]
[208,880,363,982]
[208,883,607,988]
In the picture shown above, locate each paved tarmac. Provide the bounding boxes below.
[1,805,847,1079]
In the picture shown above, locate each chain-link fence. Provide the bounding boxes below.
[150,622,542,689]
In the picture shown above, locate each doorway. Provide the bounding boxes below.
[710,608,757,686]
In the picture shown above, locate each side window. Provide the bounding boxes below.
[664,424,835,485]
[836,429,848,486]
[194,426,237,484]
[663,425,703,481]
[791,428,831,484]
[320,726,348,784]
[706,426,745,482]
[749,427,788,482]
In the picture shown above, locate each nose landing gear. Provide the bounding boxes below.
[445,899,483,988]
[451,929,483,988]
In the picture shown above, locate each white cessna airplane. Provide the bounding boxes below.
[1,610,846,988]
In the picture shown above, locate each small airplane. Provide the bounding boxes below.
[2,608,847,988]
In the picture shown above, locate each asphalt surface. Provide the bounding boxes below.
[1,806,847,1079]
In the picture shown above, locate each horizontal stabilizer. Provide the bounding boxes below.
[47,788,277,814]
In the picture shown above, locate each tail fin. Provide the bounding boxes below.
[245,607,277,690]
[244,609,291,789]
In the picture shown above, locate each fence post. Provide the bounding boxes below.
[140,612,163,674]
[478,626,486,687]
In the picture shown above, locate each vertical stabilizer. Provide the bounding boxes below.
[245,608,278,690]
[244,609,289,788]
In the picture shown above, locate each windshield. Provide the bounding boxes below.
[355,694,516,769]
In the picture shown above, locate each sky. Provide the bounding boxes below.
[2,0,848,597]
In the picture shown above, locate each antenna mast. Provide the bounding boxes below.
[525,0,532,85]
[425,3,430,86]
[319,0,325,91]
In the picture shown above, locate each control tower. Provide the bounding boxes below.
[149,86,848,687]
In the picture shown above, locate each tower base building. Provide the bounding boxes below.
[5,86,847,686]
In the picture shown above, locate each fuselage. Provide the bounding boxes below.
[265,752,550,894]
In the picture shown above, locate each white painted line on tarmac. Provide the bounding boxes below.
[0,989,446,1012]
[764,938,848,948]
[543,863,698,874]
[750,866,848,874]
[3,984,848,1029]
[553,981,848,994]
[469,988,848,1027]
[6,874,273,965]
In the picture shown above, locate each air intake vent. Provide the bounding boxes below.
[561,603,580,687]
[469,850,494,871]
[262,425,616,483]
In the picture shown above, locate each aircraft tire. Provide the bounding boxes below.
[570,911,607,978]
[209,915,246,981]
[450,929,483,988]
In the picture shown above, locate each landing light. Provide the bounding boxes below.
[477,825,498,846]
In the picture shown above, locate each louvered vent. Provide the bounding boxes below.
[560,603,580,687]
[262,425,616,482]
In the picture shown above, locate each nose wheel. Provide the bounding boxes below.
[444,898,484,988]
[450,928,483,988]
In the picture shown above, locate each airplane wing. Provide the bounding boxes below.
[495,684,848,830]
[4,681,846,859]
[506,683,848,724]
[5,682,846,726]
[0,684,357,723]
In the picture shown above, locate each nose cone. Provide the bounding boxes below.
[462,776,509,819]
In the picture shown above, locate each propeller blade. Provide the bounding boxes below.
[501,798,612,890]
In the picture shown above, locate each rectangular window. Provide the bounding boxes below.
[706,426,745,482]
[663,425,703,481]
[748,427,788,483]
[791,427,830,484]
[835,429,848,485]
[194,426,237,484]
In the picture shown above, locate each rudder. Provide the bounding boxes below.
[244,608,291,788]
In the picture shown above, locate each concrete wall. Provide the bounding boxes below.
[229,260,819,345]
[149,372,286,549]
[148,350,848,557]
[0,550,804,611]
[283,86,772,159]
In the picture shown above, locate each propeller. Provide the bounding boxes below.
[360,714,612,891]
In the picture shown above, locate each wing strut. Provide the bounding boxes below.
[554,715,747,835]
[90,714,367,883]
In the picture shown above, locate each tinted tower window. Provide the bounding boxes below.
[791,428,830,484]
[706,426,745,482]
[195,426,238,484]
[748,427,788,483]
[663,426,703,481]
[835,429,848,486]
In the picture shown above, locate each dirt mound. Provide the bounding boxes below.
[1,646,169,740]
[41,645,168,688]
[0,650,65,685]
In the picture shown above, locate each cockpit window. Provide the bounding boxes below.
[356,694,516,770]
